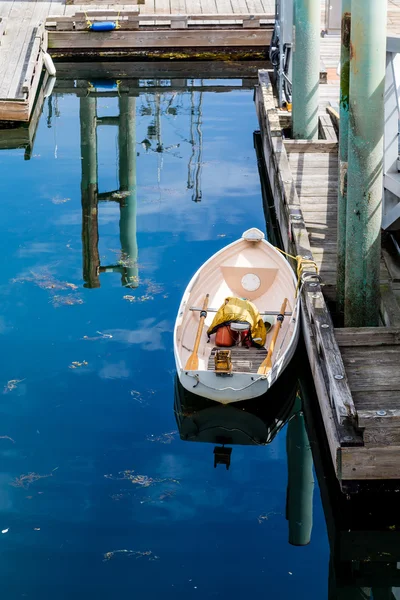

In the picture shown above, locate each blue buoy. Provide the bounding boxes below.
[89,21,117,32]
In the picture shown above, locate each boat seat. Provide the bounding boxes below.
[208,346,268,374]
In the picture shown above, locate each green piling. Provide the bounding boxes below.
[344,0,388,327]
[336,0,351,318]
[118,96,138,289]
[292,0,320,140]
[286,395,314,546]
[80,96,100,289]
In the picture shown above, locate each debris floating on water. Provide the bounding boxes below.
[146,431,177,444]
[51,196,71,205]
[83,331,113,341]
[1,528,9,534]
[51,294,84,307]
[11,472,53,489]
[104,469,179,488]
[69,361,88,369]
[0,435,15,443]
[103,549,159,562]
[130,389,155,405]
[3,379,24,394]
[12,268,82,307]
[123,294,154,303]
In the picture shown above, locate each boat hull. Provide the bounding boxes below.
[174,228,300,403]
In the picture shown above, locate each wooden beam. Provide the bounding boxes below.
[335,327,400,346]
[47,28,272,49]
[52,60,268,80]
[284,139,338,153]
[341,445,400,479]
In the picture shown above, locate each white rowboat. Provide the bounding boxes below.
[174,228,300,403]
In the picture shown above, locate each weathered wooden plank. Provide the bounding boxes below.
[352,390,400,410]
[319,113,338,142]
[362,427,400,449]
[358,409,400,428]
[292,171,339,181]
[47,28,272,48]
[335,327,400,347]
[0,99,29,121]
[345,366,400,392]
[284,139,338,153]
[341,445,400,480]
[49,10,273,20]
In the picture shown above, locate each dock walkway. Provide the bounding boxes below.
[256,13,400,483]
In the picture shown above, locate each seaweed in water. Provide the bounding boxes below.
[69,360,88,369]
[0,435,15,443]
[103,549,159,562]
[11,472,53,489]
[104,469,179,488]
[3,379,24,394]
[146,431,177,444]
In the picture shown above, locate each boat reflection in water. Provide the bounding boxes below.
[175,353,298,459]
[175,354,315,547]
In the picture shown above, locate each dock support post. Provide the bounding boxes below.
[336,0,351,318]
[80,96,100,289]
[286,396,314,546]
[344,0,388,327]
[292,0,320,140]
[118,96,138,289]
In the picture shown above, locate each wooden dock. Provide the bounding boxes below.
[0,0,274,122]
[0,0,399,123]
[255,60,400,484]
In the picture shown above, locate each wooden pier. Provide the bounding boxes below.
[0,0,274,123]
[255,52,400,484]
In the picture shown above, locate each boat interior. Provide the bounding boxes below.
[176,234,298,374]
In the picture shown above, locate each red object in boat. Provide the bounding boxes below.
[215,325,236,347]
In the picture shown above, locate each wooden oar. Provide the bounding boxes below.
[185,294,209,370]
[258,297,288,375]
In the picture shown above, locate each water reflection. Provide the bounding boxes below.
[0,70,399,598]
[80,94,138,289]
[175,355,315,546]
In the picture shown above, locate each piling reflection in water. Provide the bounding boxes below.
[79,89,138,289]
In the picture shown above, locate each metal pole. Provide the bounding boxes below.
[286,395,314,546]
[344,0,388,327]
[118,96,138,289]
[336,0,351,319]
[292,0,320,140]
[80,96,100,289]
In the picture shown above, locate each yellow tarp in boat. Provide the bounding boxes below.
[207,297,267,347]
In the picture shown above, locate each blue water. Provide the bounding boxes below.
[0,79,329,598]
